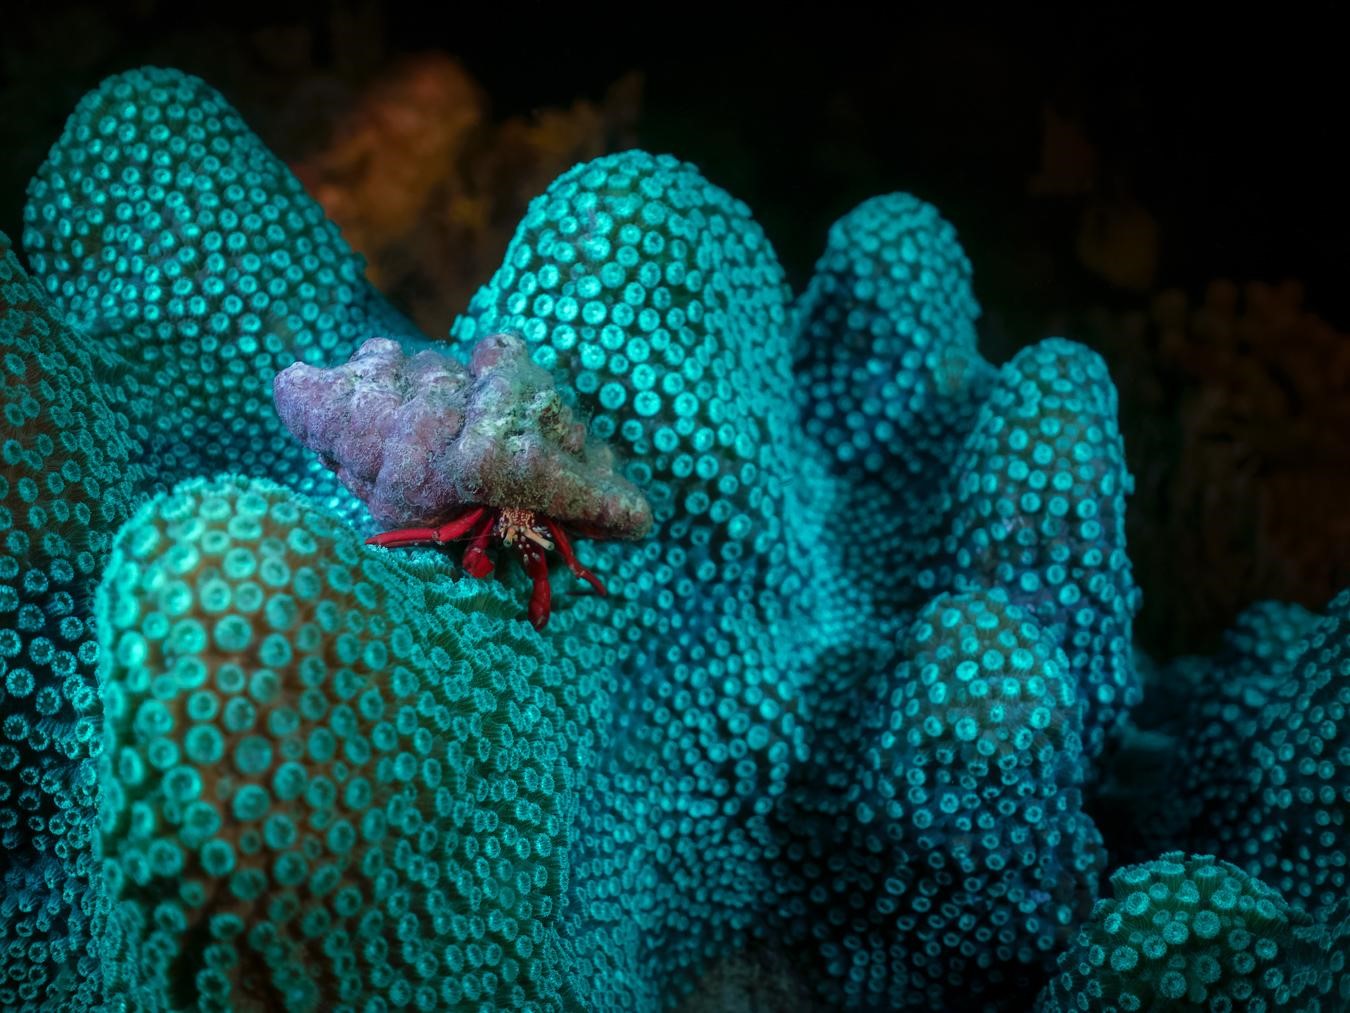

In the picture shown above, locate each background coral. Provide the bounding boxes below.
[287,54,488,295]
[1036,853,1348,1011]
[1073,282,1350,656]
[291,54,642,341]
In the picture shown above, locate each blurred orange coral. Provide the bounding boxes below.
[290,53,641,337]
[1028,105,1098,197]
[1085,281,1350,654]
[292,54,485,276]
[1076,200,1158,292]
[1029,105,1158,293]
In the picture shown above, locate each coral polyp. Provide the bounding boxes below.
[1,65,1346,1012]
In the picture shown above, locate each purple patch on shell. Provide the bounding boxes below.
[273,334,653,539]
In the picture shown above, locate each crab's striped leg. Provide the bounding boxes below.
[366,505,489,549]
[541,519,608,596]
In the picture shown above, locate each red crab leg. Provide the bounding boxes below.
[366,505,488,549]
[520,546,552,630]
[541,519,608,597]
[461,509,498,578]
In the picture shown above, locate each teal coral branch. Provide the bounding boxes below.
[0,65,1345,1012]
[452,150,1139,1006]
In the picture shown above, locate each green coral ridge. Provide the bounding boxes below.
[1035,853,1348,1011]
[21,66,427,523]
[0,65,1345,1011]
[97,475,583,1009]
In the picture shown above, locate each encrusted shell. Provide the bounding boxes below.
[273,334,652,539]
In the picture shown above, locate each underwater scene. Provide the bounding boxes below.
[0,9,1347,1012]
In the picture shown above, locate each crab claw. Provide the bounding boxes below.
[367,506,614,627]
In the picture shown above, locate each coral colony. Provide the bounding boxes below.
[1,67,1345,1012]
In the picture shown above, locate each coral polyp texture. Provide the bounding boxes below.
[0,229,138,1011]
[771,589,1106,1008]
[0,65,1345,1012]
[1035,853,1348,1012]
[20,65,431,523]
[96,475,582,1010]
[1102,590,1349,923]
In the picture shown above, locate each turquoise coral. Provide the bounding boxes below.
[452,150,1136,1007]
[1104,592,1349,924]
[1201,589,1350,920]
[770,589,1105,1008]
[0,229,138,1010]
[1035,853,1348,1011]
[791,193,1140,759]
[21,66,428,523]
[0,64,1345,1012]
[96,474,583,1010]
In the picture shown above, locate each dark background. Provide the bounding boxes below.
[3,2,1347,656]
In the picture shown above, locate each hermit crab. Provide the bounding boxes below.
[273,333,652,629]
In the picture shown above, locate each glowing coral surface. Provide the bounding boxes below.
[1,67,1346,1011]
